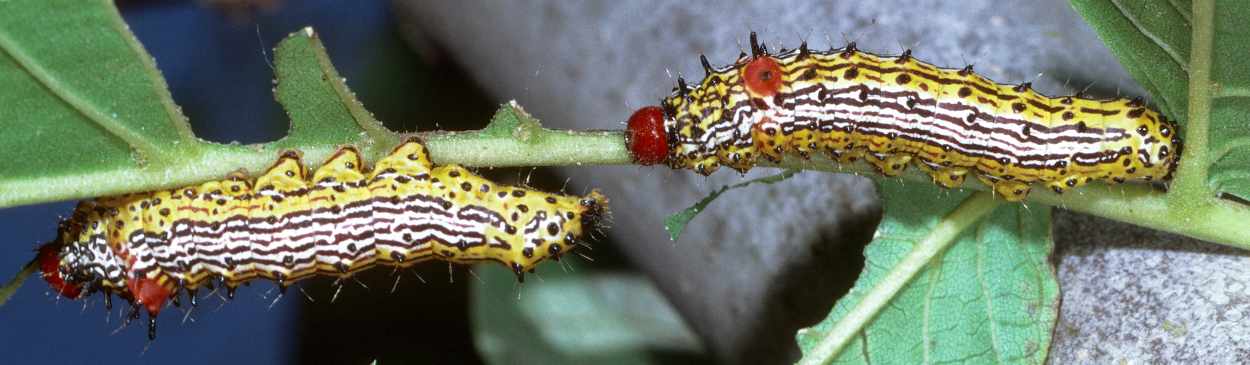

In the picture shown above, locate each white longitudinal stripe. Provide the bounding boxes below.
[657,37,1180,201]
[41,140,608,341]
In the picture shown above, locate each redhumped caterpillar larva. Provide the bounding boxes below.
[37,136,609,339]
[625,33,1182,200]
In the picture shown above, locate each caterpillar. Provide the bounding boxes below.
[36,136,609,339]
[624,33,1183,201]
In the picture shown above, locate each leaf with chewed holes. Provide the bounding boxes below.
[0,1,632,313]
[0,1,630,208]
[0,0,193,206]
[0,11,375,208]
[268,27,397,155]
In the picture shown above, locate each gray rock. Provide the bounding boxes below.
[390,1,1242,363]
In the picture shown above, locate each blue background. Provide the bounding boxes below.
[0,0,496,363]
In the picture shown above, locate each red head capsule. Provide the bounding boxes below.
[37,243,82,299]
[625,106,669,165]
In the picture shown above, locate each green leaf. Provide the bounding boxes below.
[0,1,633,308]
[477,101,545,140]
[0,4,631,209]
[663,169,800,242]
[268,27,398,154]
[1202,1,1250,202]
[0,0,188,196]
[0,6,370,208]
[796,180,1059,364]
[1070,0,1250,208]
[470,261,703,365]
[1068,0,1191,119]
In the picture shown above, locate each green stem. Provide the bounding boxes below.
[766,154,1250,246]
[1170,0,1214,209]
[1214,86,1250,98]
[0,129,632,209]
[423,130,630,167]
[797,192,1003,365]
[1029,185,1250,247]
[0,259,39,308]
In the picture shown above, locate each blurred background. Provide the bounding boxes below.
[2,0,505,364]
[3,1,1247,364]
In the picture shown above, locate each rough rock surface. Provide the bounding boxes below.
[390,1,1247,363]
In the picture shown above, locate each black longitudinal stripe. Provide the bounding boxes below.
[490,237,512,250]
[659,40,1179,201]
[161,210,498,266]
[172,195,443,239]
[44,140,607,343]
[1025,98,1064,114]
[793,56,1036,105]
[74,192,571,284]
[842,103,1120,163]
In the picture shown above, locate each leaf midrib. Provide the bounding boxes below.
[0,28,164,158]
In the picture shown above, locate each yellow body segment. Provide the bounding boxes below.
[661,37,1182,201]
[42,136,610,335]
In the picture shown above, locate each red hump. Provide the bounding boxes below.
[743,55,784,97]
[130,277,172,315]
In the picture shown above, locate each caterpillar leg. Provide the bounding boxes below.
[717,142,757,172]
[916,162,970,188]
[824,147,863,165]
[689,155,721,175]
[1044,175,1090,195]
[975,173,1031,201]
[788,126,819,159]
[863,153,911,176]
[992,180,1033,201]
[753,118,791,163]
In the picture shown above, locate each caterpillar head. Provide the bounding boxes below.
[579,190,609,234]
[625,106,669,165]
[37,241,83,299]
